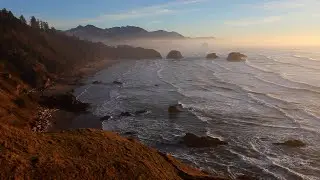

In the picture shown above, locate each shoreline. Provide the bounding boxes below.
[24,59,232,179]
[33,59,119,132]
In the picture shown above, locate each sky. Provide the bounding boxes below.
[1,0,320,46]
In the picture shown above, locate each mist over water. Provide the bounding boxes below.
[75,47,320,180]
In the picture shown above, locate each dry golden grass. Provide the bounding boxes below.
[0,124,226,180]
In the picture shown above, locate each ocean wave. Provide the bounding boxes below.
[247,93,301,125]
[252,75,320,94]
[245,58,320,90]
[227,149,283,179]
[293,54,319,61]
[76,84,92,99]
[268,157,314,180]
[279,73,320,89]
[245,60,274,73]
[264,55,320,71]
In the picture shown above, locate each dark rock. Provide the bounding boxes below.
[274,139,306,147]
[135,110,148,115]
[68,82,86,86]
[166,50,183,59]
[100,115,111,121]
[206,53,218,59]
[92,81,103,84]
[123,132,136,136]
[236,175,258,180]
[154,84,159,87]
[227,52,247,61]
[113,81,123,85]
[40,93,89,112]
[168,104,184,113]
[182,133,227,148]
[120,112,132,117]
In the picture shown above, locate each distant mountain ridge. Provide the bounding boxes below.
[65,25,186,41]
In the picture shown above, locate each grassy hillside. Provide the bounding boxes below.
[0,9,161,88]
[0,9,161,129]
[0,9,228,180]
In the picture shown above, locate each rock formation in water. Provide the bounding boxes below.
[100,115,111,121]
[113,80,123,85]
[168,104,184,113]
[166,50,183,59]
[274,140,306,147]
[182,133,228,148]
[40,93,90,112]
[92,81,103,84]
[206,53,219,59]
[227,52,247,61]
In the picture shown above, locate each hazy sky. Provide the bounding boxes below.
[2,0,320,46]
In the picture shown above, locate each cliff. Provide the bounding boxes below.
[0,9,226,180]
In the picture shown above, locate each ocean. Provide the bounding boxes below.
[74,48,320,180]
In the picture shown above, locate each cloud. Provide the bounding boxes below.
[251,0,320,11]
[224,16,282,27]
[84,8,174,23]
[50,0,207,28]
[257,0,305,10]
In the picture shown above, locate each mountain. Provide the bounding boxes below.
[65,25,185,41]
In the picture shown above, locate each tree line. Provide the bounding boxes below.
[1,8,56,32]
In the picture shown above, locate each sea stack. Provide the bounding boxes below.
[166,50,183,59]
[182,133,228,148]
[227,52,247,61]
[206,53,219,59]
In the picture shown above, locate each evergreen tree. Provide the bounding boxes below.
[30,16,39,28]
[43,22,50,32]
[37,19,42,29]
[2,8,8,13]
[39,20,43,30]
[19,15,27,24]
[50,27,56,33]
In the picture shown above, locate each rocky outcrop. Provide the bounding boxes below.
[274,140,306,147]
[206,53,219,59]
[40,93,90,112]
[168,104,184,113]
[120,112,133,117]
[227,52,247,61]
[92,81,103,84]
[135,109,148,115]
[166,50,183,59]
[113,81,123,85]
[182,133,228,148]
[100,115,111,121]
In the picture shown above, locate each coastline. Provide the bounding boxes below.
[22,59,231,179]
[0,12,230,179]
[34,59,119,132]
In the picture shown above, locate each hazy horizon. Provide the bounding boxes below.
[2,0,320,47]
